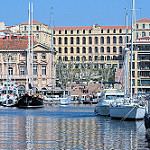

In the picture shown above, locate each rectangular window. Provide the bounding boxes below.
[33,66,37,75]
[42,66,46,75]
[42,54,46,59]
[33,55,37,59]
[20,66,25,75]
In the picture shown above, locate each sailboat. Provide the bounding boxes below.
[109,0,147,120]
[17,3,44,108]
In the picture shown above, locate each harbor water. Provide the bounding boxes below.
[0,104,149,149]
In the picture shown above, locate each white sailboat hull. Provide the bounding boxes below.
[95,105,110,116]
[110,105,146,120]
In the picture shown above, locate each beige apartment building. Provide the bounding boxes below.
[0,38,54,93]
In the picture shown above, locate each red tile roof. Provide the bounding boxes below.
[53,26,93,30]
[53,25,131,30]
[20,20,44,25]
[136,18,150,22]
[100,25,131,29]
[0,39,37,50]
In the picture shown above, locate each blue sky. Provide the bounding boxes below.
[1,0,150,27]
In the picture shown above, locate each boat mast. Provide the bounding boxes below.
[130,0,135,99]
[31,3,34,91]
[124,13,129,96]
[26,2,31,93]
[51,7,54,87]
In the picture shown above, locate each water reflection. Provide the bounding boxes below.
[0,105,148,149]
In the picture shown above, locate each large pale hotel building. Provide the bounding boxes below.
[0,18,149,93]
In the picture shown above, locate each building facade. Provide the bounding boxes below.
[3,18,150,93]
[0,38,54,92]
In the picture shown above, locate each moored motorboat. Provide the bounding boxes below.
[17,94,44,108]
[94,87,124,116]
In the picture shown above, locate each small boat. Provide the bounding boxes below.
[17,94,44,108]
[94,83,124,116]
[60,97,70,105]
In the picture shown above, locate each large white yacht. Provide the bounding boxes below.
[94,87,124,116]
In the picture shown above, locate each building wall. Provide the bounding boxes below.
[0,44,54,91]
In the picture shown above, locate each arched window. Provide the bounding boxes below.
[101,37,104,44]
[36,26,39,31]
[58,37,61,44]
[65,30,67,34]
[119,36,123,44]
[76,37,80,44]
[82,47,86,53]
[113,29,116,33]
[101,29,103,33]
[70,37,74,44]
[95,56,98,61]
[107,29,110,33]
[113,46,117,53]
[76,56,80,61]
[58,56,62,60]
[119,46,122,54]
[64,47,68,53]
[89,37,92,44]
[89,56,92,61]
[59,47,62,53]
[82,56,86,61]
[95,37,98,44]
[107,36,110,44]
[101,47,104,53]
[64,56,68,61]
[107,56,110,60]
[113,36,117,44]
[53,37,56,44]
[70,47,74,53]
[107,47,110,53]
[113,56,117,60]
[89,47,92,53]
[82,37,86,44]
[95,47,98,53]
[101,56,104,61]
[142,32,146,37]
[119,29,122,33]
[126,36,129,43]
[64,37,68,44]
[59,30,61,34]
[71,30,73,34]
[71,56,74,61]
[76,47,80,53]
